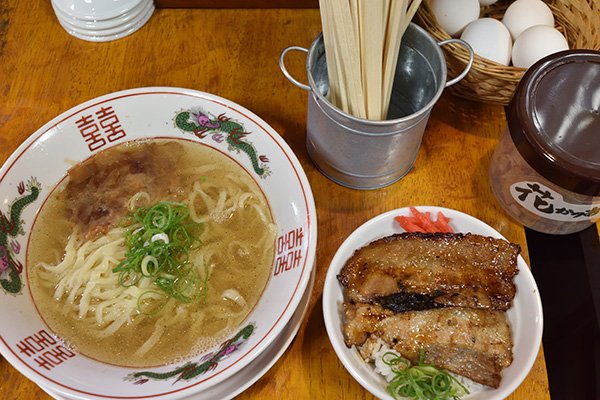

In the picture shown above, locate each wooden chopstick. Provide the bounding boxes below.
[381,0,407,119]
[359,0,386,120]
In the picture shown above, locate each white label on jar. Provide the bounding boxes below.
[510,181,600,222]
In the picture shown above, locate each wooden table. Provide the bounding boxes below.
[0,2,551,399]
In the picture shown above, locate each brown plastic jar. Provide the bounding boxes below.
[489,50,600,234]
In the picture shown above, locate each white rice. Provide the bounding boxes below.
[370,338,402,383]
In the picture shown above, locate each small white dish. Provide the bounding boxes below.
[51,0,144,22]
[55,3,154,42]
[322,206,543,400]
[51,0,149,30]
[55,1,153,38]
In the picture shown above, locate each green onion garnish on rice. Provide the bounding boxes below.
[382,350,469,400]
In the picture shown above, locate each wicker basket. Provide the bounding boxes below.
[415,0,600,105]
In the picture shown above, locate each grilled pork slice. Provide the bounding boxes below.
[344,303,513,388]
[343,302,395,346]
[338,233,520,311]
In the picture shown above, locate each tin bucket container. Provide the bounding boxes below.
[280,23,474,190]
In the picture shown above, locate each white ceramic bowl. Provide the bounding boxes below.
[51,0,150,30]
[0,87,317,399]
[51,0,145,21]
[323,206,543,400]
[55,2,154,42]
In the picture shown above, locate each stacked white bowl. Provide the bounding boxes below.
[51,0,155,42]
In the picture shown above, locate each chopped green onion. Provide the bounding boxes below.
[118,269,140,287]
[141,255,159,276]
[113,201,207,310]
[382,351,469,400]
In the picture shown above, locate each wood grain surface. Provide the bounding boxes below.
[0,2,551,399]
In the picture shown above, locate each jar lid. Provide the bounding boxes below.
[507,50,600,196]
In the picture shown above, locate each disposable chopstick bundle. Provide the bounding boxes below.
[319,0,423,121]
[320,0,366,118]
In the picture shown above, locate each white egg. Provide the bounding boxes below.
[512,25,569,68]
[502,0,554,40]
[461,18,512,65]
[479,0,499,5]
[429,0,480,37]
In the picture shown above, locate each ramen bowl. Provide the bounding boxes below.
[0,87,316,399]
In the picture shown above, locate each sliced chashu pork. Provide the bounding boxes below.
[338,233,520,312]
[344,302,513,388]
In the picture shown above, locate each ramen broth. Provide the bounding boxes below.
[28,139,275,367]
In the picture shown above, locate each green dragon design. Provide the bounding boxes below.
[174,109,270,177]
[126,323,255,385]
[0,178,41,294]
